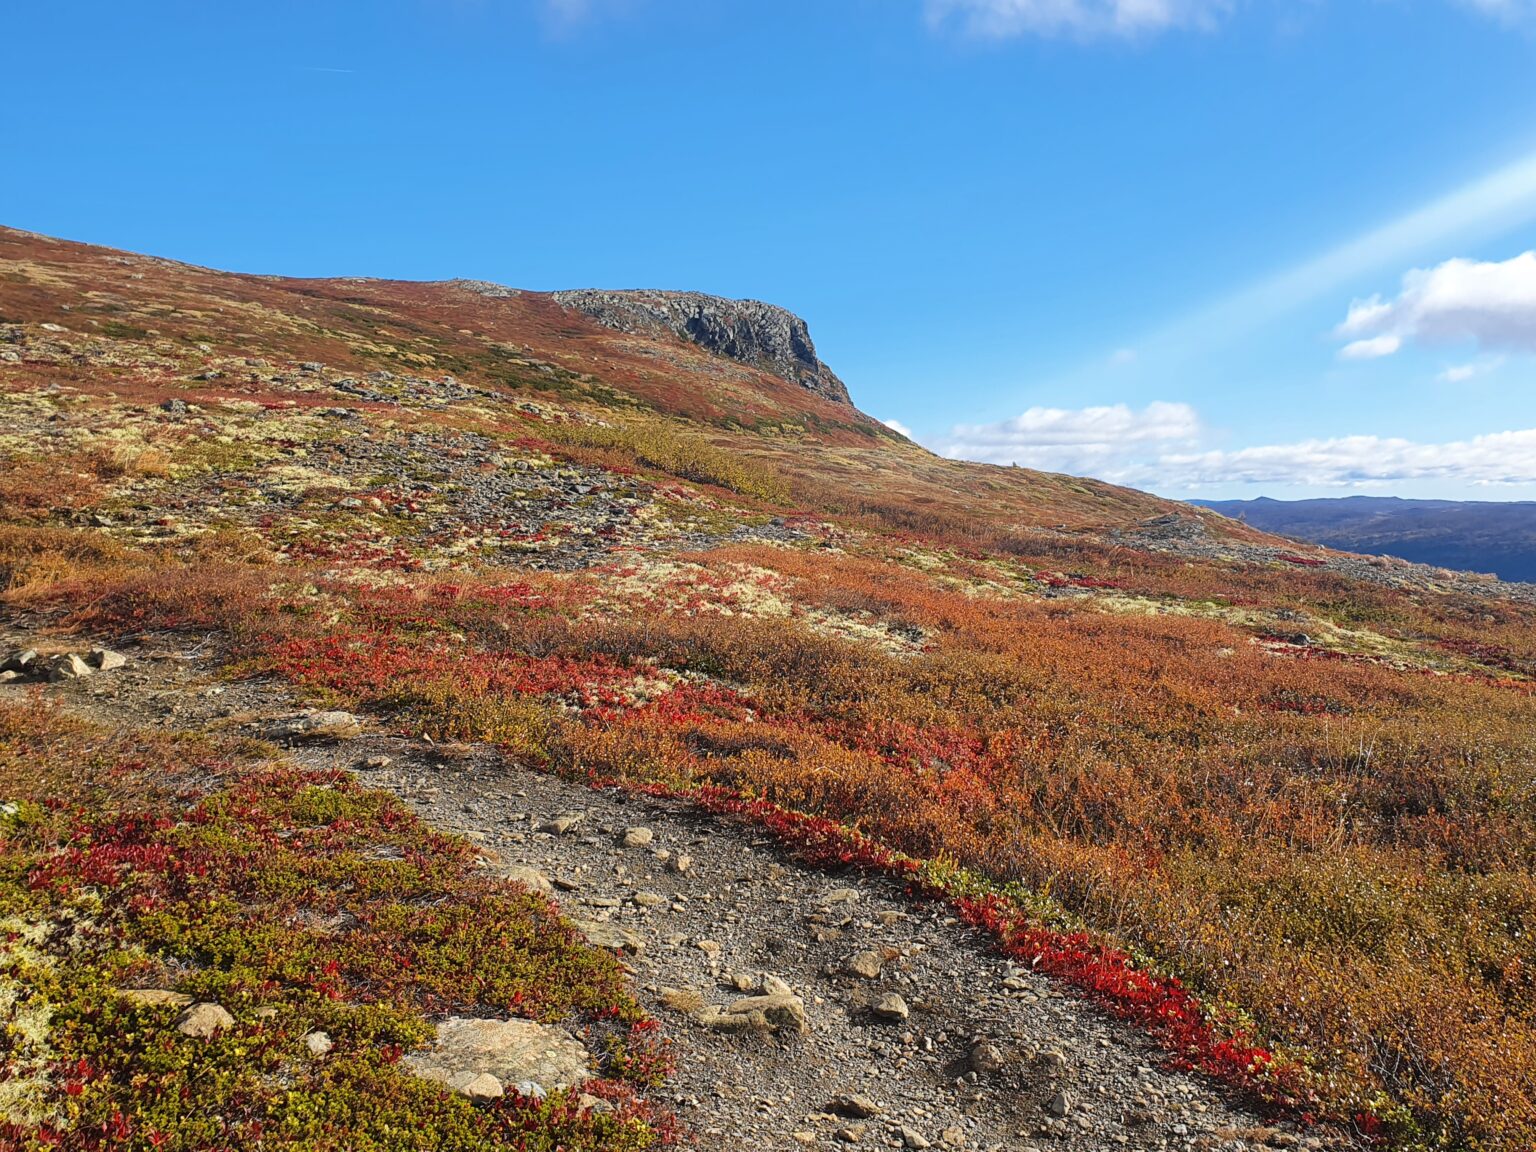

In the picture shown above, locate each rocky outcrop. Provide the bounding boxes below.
[551,289,851,405]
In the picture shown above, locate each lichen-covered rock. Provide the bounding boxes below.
[271,711,363,741]
[176,1001,235,1038]
[117,988,194,1008]
[403,1017,590,1099]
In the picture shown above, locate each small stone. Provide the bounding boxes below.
[871,993,909,1022]
[499,865,554,895]
[659,987,708,1015]
[632,891,664,907]
[846,950,885,979]
[576,1092,614,1114]
[454,1072,505,1101]
[760,974,793,996]
[969,1042,1006,1074]
[722,993,808,1034]
[900,1127,933,1149]
[1,650,38,674]
[88,648,128,671]
[667,853,693,874]
[47,653,94,682]
[0,670,21,684]
[830,1094,882,1118]
[176,1001,235,1038]
[940,1127,966,1148]
[572,919,644,954]
[363,754,392,769]
[1045,1089,1072,1117]
[160,398,188,415]
[695,939,722,958]
[304,1030,334,1058]
[1038,1048,1068,1071]
[539,812,584,835]
[835,1123,868,1142]
[822,887,861,905]
[276,711,362,741]
[620,826,653,848]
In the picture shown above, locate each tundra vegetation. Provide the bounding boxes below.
[3,226,1536,1150]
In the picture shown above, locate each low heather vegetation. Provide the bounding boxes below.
[5,228,1536,1150]
[0,701,673,1151]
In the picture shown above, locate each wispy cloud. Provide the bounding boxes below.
[1335,250,1536,359]
[1457,0,1536,25]
[926,0,1231,40]
[1338,334,1402,361]
[883,418,915,439]
[1438,356,1505,382]
[928,0,1536,40]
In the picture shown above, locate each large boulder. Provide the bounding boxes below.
[403,1017,591,1100]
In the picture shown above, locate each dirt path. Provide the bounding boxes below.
[2,630,1342,1152]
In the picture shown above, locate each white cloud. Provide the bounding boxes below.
[1437,355,1505,383]
[936,399,1536,490]
[1160,427,1536,488]
[883,418,915,438]
[926,0,1232,39]
[1335,251,1536,359]
[1338,334,1402,360]
[935,401,1199,472]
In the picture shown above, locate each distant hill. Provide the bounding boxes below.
[1195,495,1536,582]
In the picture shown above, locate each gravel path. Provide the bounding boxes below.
[1,631,1347,1152]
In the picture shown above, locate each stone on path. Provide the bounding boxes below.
[830,1094,882,1119]
[846,949,885,979]
[89,648,128,671]
[571,917,644,954]
[872,993,910,1022]
[273,711,363,741]
[47,653,94,682]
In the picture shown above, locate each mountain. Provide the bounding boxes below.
[1196,495,1536,582]
[6,226,1536,1152]
[550,288,853,405]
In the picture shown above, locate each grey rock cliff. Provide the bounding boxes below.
[551,289,851,405]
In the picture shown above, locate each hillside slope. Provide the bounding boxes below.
[4,226,1536,1152]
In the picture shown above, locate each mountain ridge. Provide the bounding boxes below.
[1196,494,1536,582]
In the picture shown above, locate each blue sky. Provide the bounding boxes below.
[7,1,1536,499]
